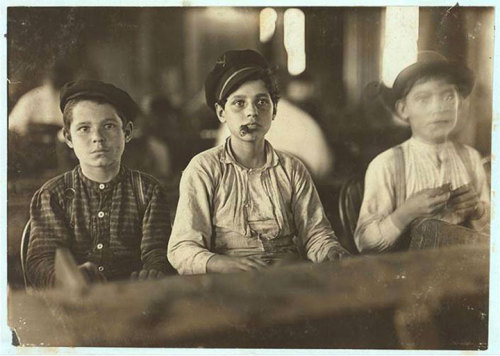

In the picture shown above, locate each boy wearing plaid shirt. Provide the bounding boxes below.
[26,80,173,288]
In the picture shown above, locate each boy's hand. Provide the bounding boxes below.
[130,269,165,280]
[78,262,107,283]
[326,246,350,261]
[392,186,451,229]
[207,255,268,273]
[447,184,484,220]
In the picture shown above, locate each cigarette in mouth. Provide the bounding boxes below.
[239,125,249,137]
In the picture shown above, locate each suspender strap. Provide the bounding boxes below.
[63,170,76,225]
[131,170,146,217]
[393,145,406,208]
[453,142,476,187]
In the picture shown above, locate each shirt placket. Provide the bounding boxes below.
[241,167,251,237]
[94,183,111,274]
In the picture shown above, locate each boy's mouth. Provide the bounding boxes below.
[430,119,451,125]
[91,148,109,153]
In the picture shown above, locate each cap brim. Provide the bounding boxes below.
[393,61,475,101]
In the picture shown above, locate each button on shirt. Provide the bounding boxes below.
[355,138,490,253]
[27,165,172,288]
[167,139,344,275]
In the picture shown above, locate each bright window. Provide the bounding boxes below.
[260,8,278,43]
[382,7,419,87]
[284,8,306,75]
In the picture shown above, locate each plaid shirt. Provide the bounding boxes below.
[27,165,173,288]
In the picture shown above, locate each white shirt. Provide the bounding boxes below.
[355,137,490,253]
[167,139,343,275]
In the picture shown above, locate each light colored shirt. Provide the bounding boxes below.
[355,137,490,253]
[216,99,333,181]
[9,84,63,135]
[168,139,343,275]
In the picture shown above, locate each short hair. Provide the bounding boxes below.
[216,68,280,114]
[400,72,464,101]
[63,97,128,135]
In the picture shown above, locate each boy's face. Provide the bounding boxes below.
[65,100,132,171]
[396,78,460,144]
[215,79,274,143]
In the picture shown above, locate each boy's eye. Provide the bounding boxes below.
[232,100,245,108]
[257,98,270,106]
[415,96,429,103]
[104,123,116,129]
[444,93,456,101]
[77,126,89,132]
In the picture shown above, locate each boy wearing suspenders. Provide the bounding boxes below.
[355,51,490,253]
[26,80,173,288]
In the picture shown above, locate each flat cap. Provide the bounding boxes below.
[205,49,271,111]
[392,51,475,103]
[60,79,139,122]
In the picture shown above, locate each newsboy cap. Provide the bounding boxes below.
[205,49,271,111]
[392,50,475,103]
[60,80,139,122]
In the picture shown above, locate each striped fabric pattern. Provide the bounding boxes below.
[26,165,172,288]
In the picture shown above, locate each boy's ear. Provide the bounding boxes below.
[124,121,133,143]
[64,129,73,149]
[215,103,226,124]
[395,99,409,123]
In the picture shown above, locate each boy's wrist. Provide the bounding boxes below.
[391,206,413,231]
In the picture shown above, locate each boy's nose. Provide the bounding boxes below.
[245,103,258,117]
[91,129,105,142]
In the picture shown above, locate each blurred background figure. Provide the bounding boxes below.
[8,59,75,176]
[285,70,322,122]
[121,95,174,180]
[8,59,73,136]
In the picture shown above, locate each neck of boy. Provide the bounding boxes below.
[230,137,266,169]
[81,162,121,183]
[412,134,449,147]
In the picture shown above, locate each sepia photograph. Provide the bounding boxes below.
[3,4,496,351]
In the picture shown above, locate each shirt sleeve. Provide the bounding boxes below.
[26,188,71,288]
[354,152,404,253]
[467,148,490,232]
[291,159,346,263]
[141,183,173,273]
[167,158,217,275]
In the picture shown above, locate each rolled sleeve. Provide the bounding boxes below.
[354,152,403,253]
[167,159,217,275]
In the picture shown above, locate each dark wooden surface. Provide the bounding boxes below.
[9,242,489,349]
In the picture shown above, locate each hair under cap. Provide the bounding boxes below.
[204,49,271,111]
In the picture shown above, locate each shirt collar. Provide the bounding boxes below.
[409,136,451,154]
[220,137,280,169]
[77,165,127,191]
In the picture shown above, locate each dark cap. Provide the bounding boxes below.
[205,49,271,111]
[392,51,475,104]
[60,79,139,122]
